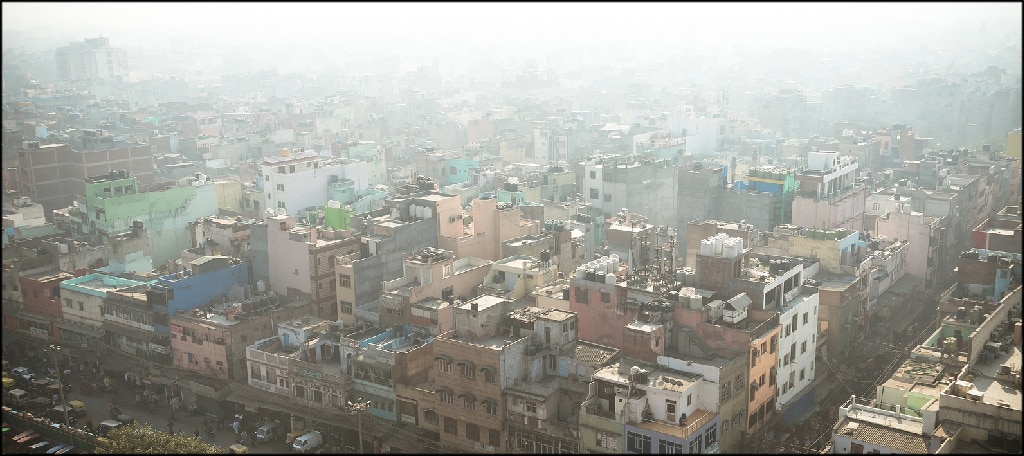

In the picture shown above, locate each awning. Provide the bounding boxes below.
[433,386,452,396]
[433,354,451,363]
[456,360,474,371]
[54,320,104,338]
[457,392,476,402]
[479,365,496,376]
[18,313,52,325]
[101,321,159,343]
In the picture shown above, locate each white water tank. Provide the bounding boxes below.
[605,273,616,285]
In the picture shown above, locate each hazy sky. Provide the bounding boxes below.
[4,2,1020,56]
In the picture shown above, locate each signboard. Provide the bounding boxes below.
[297,366,323,380]
[30,327,50,339]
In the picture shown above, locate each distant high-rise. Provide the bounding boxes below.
[55,37,128,82]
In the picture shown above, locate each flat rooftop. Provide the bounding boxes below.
[969,344,1022,411]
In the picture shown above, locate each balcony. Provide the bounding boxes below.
[633,408,716,441]
[583,401,615,420]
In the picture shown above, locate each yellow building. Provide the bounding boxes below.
[1007,128,1021,159]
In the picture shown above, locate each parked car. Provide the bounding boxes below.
[255,420,282,444]
[291,431,322,453]
[12,367,34,382]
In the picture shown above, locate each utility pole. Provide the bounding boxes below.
[47,344,75,448]
[347,398,371,453]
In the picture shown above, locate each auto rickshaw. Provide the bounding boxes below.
[67,400,87,415]
[228,443,249,454]
[284,428,305,445]
[2,375,15,388]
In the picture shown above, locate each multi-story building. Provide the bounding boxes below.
[55,37,128,82]
[581,360,723,454]
[414,295,522,453]
[169,291,312,382]
[478,255,558,303]
[378,247,491,330]
[53,170,217,265]
[181,215,260,267]
[258,150,370,216]
[578,153,679,229]
[774,285,819,414]
[58,273,151,350]
[676,164,728,264]
[260,212,361,320]
[18,141,155,218]
[792,150,866,231]
[872,203,944,289]
[684,220,758,269]
[438,195,540,262]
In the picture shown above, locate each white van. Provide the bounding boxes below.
[255,420,282,443]
[291,430,322,453]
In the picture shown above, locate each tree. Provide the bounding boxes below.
[96,423,223,454]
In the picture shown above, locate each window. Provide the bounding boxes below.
[63,298,72,308]
[659,439,684,454]
[277,201,286,209]
[439,390,453,404]
[438,358,452,374]
[278,166,285,174]
[792,314,798,331]
[294,385,305,398]
[443,417,457,435]
[465,423,480,442]
[460,363,474,379]
[690,432,703,453]
[734,375,744,393]
[770,336,777,353]
[723,420,729,432]
[574,287,588,304]
[604,193,612,202]
[484,400,497,416]
[340,301,353,315]
[449,166,458,175]
[687,394,692,406]
[801,341,807,354]
[525,401,537,414]
[627,431,651,454]
[277,184,285,191]
[872,202,880,211]
[589,188,599,199]
[483,368,495,383]
[803,312,809,325]
[590,171,596,179]
[462,396,475,410]
[705,423,718,446]
[489,429,501,448]
[800,369,805,381]
[601,292,610,303]
[666,399,676,415]
[289,165,295,173]
[596,431,619,450]
[721,381,731,401]
[339,274,351,288]
[424,409,439,425]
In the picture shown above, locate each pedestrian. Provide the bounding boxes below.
[194,429,200,438]
[167,419,174,434]
[232,420,240,436]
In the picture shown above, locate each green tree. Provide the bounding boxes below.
[96,423,223,454]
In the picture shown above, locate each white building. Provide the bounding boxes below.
[776,286,819,410]
[55,37,129,82]
[260,150,369,216]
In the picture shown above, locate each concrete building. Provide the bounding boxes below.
[501,228,583,278]
[581,360,722,454]
[58,273,151,349]
[873,205,946,290]
[421,295,523,453]
[578,153,679,229]
[477,255,558,303]
[774,286,819,414]
[258,150,370,216]
[350,324,434,423]
[55,37,128,82]
[677,164,728,265]
[438,196,540,262]
[684,220,758,269]
[792,150,866,231]
[169,291,312,382]
[972,215,1022,254]
[262,212,361,320]
[17,141,155,218]
[378,247,491,330]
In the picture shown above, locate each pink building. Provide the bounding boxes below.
[792,151,866,231]
[439,196,540,261]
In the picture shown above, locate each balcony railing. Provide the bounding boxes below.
[584,402,615,420]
